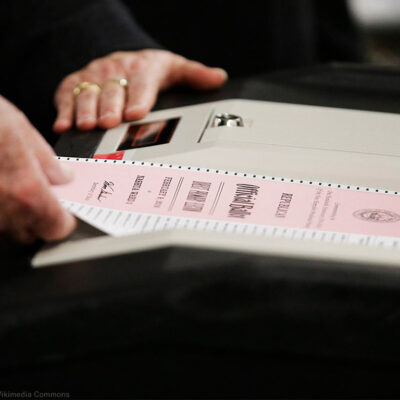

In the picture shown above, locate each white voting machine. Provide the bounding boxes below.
[33,99,400,268]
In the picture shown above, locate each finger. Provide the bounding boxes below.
[10,168,77,241]
[31,135,74,186]
[98,80,126,129]
[22,198,77,242]
[33,197,77,241]
[169,58,228,90]
[53,95,74,133]
[7,219,37,244]
[75,86,101,130]
[124,65,165,120]
[21,118,74,185]
[0,205,36,244]
[22,179,77,241]
[14,230,36,244]
[53,75,81,133]
[8,229,36,244]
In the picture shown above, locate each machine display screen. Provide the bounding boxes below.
[117,118,180,150]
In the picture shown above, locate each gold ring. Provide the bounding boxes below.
[105,78,129,88]
[73,82,101,97]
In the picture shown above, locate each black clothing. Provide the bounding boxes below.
[0,0,360,137]
[125,0,361,77]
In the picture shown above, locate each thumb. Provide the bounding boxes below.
[27,125,74,185]
[169,58,228,90]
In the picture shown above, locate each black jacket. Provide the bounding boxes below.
[127,0,360,76]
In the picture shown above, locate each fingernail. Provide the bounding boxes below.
[65,212,77,231]
[60,163,74,181]
[125,105,146,119]
[125,105,143,113]
[53,119,69,132]
[57,118,69,126]
[99,112,117,120]
[215,68,228,80]
[77,117,95,125]
[46,162,74,185]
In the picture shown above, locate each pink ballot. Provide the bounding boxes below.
[53,158,400,243]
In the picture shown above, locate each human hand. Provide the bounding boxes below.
[0,96,76,243]
[53,49,228,132]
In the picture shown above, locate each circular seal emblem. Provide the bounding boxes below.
[353,209,400,223]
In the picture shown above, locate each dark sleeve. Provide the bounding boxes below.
[0,0,162,139]
[313,0,363,63]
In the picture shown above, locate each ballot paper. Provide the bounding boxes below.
[53,157,400,249]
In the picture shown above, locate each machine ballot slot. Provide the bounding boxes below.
[117,118,180,150]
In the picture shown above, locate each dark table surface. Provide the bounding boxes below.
[2,63,400,399]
